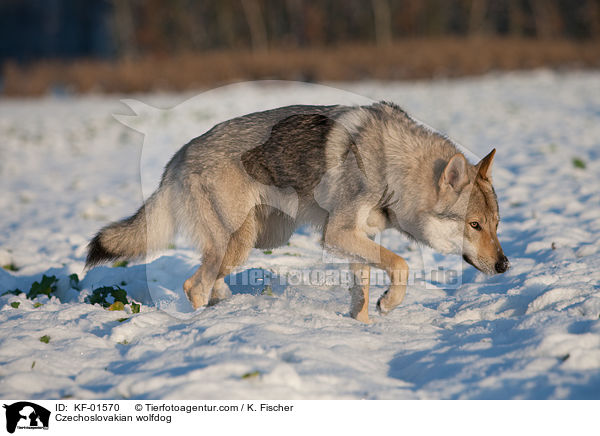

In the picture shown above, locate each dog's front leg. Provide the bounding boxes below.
[325,227,409,318]
[376,267,407,315]
[349,263,371,323]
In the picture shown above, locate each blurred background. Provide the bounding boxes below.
[1,0,599,95]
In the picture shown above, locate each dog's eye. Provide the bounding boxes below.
[469,222,482,231]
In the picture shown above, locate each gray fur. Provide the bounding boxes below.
[86,102,508,320]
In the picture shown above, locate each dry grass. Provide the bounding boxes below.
[3,38,599,96]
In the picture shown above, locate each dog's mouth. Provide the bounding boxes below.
[462,254,487,273]
[462,254,497,275]
[462,254,475,267]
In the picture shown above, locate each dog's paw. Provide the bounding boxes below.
[351,311,372,324]
[184,280,210,309]
[377,285,407,315]
[376,299,388,315]
[376,290,391,315]
[208,282,232,306]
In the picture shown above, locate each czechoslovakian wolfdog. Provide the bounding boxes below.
[86,102,509,323]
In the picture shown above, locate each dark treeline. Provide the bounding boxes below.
[1,0,599,61]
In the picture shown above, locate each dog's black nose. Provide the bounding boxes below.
[495,255,510,273]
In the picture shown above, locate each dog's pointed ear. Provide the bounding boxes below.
[476,148,496,181]
[440,153,469,192]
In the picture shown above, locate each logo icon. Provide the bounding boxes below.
[3,402,50,433]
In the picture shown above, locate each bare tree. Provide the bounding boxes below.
[112,0,138,58]
[585,0,600,38]
[531,0,563,38]
[371,0,392,45]
[240,0,268,51]
[285,0,304,46]
[469,0,488,36]
[217,0,238,49]
[508,0,525,36]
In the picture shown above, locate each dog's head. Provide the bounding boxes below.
[427,148,509,275]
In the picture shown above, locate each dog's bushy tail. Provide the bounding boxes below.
[85,187,175,268]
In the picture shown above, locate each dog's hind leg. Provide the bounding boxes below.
[184,219,257,309]
[209,278,232,306]
[184,239,226,309]
[349,263,371,323]
[208,214,257,306]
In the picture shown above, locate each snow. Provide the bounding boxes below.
[1,70,600,399]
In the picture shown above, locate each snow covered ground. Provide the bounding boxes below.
[1,71,599,399]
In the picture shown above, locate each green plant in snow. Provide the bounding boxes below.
[86,285,141,313]
[85,286,128,308]
[261,285,274,296]
[572,157,586,169]
[241,370,261,379]
[28,275,58,299]
[109,301,125,311]
[69,273,81,290]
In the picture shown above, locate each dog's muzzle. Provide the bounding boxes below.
[462,254,475,268]
[494,255,510,273]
